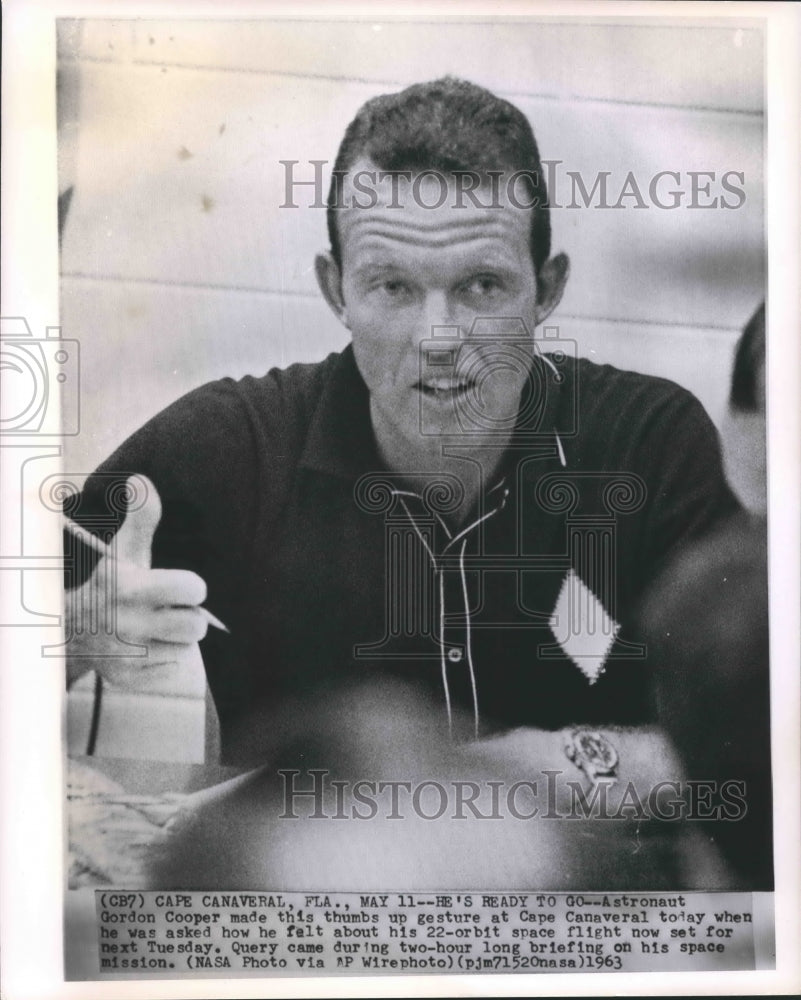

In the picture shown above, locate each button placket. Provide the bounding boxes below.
[396,478,510,738]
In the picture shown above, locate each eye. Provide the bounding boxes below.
[369,278,413,302]
[462,274,504,299]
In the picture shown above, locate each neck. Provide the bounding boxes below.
[370,408,509,528]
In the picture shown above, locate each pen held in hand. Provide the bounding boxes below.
[200,608,229,634]
[63,515,230,634]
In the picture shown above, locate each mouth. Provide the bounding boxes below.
[415,375,475,400]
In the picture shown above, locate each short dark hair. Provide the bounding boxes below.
[730,302,765,412]
[326,76,551,275]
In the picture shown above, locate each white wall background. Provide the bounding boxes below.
[59,17,764,762]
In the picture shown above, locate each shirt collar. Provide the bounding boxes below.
[298,344,383,479]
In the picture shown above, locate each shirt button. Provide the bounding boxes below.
[447,647,463,663]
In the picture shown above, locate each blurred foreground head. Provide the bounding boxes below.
[637,301,771,888]
[721,302,766,515]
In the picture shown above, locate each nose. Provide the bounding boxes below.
[420,291,459,345]
[411,293,464,380]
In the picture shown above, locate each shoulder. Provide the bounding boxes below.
[91,350,348,504]
[83,350,348,558]
[568,355,702,416]
[157,350,341,432]
[119,350,343,460]
[542,353,739,536]
[549,354,715,462]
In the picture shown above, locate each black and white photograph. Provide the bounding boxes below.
[1,2,800,997]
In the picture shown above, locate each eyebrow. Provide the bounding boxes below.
[350,261,407,280]
[352,253,520,273]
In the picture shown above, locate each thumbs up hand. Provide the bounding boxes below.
[66,476,211,689]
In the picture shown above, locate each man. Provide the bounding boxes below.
[66,77,738,765]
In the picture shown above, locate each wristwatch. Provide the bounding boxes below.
[564,728,619,787]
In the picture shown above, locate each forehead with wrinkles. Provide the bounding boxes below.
[337,159,531,271]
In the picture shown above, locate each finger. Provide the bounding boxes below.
[100,640,201,681]
[146,608,209,645]
[116,605,209,646]
[117,568,208,609]
[142,639,200,666]
[101,644,186,687]
[114,475,162,568]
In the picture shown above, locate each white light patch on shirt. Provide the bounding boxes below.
[549,569,620,683]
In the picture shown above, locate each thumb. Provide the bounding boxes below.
[114,475,162,568]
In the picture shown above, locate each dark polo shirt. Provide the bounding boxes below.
[70,345,739,763]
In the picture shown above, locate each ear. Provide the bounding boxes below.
[315,252,348,326]
[534,252,570,326]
